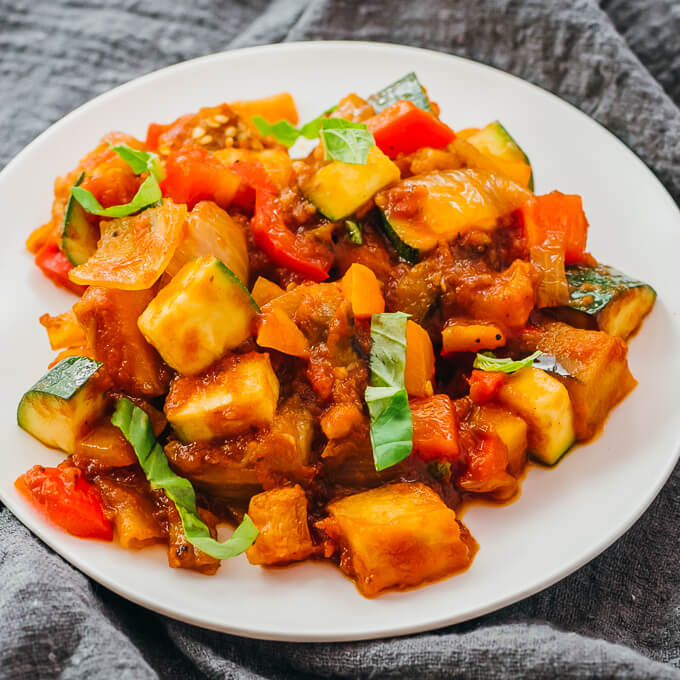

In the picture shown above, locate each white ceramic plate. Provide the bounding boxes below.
[1,41,679,642]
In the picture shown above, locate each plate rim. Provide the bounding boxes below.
[1,40,679,642]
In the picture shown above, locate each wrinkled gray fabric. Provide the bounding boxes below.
[1,1,679,677]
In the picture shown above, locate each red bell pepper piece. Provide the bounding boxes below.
[160,145,241,210]
[35,241,86,295]
[231,160,333,281]
[15,462,113,540]
[410,394,461,462]
[365,100,456,159]
[516,191,589,264]
[468,370,506,404]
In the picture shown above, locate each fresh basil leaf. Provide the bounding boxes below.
[319,119,374,164]
[109,143,164,182]
[473,350,543,374]
[71,175,162,218]
[345,220,363,245]
[111,398,258,559]
[252,116,302,147]
[253,108,336,148]
[532,352,571,378]
[365,312,413,471]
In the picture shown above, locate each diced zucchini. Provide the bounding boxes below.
[301,146,400,221]
[556,264,656,340]
[138,256,258,376]
[497,367,575,465]
[519,318,637,440]
[375,169,532,260]
[164,352,279,442]
[61,172,99,265]
[316,482,471,597]
[17,356,108,454]
[465,121,534,190]
[367,72,432,113]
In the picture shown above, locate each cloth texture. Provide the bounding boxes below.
[1,1,679,677]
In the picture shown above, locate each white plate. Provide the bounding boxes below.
[1,41,679,642]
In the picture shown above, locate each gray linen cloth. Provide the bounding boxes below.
[1,1,679,677]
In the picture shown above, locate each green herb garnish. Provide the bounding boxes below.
[253,111,373,164]
[111,398,258,559]
[345,220,363,245]
[365,312,413,471]
[319,119,374,164]
[71,144,164,218]
[473,350,543,374]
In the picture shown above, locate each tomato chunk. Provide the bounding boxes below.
[468,370,506,404]
[160,145,240,210]
[410,394,461,462]
[516,191,588,264]
[365,100,455,159]
[15,462,113,540]
[457,430,516,496]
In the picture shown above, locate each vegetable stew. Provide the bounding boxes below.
[17,73,656,596]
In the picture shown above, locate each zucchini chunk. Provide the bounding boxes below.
[367,72,432,113]
[555,264,656,340]
[164,352,279,442]
[138,256,258,376]
[316,482,472,597]
[465,121,534,190]
[301,146,400,221]
[17,356,108,454]
[246,485,315,566]
[519,318,637,440]
[375,169,532,261]
[497,367,575,465]
[61,172,99,266]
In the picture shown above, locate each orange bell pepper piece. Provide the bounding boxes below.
[256,307,309,358]
[251,276,286,308]
[341,263,385,319]
[441,320,506,355]
[404,320,435,397]
[516,191,588,264]
[230,93,299,125]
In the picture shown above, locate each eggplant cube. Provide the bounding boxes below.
[246,485,314,566]
[318,482,472,596]
[165,352,279,442]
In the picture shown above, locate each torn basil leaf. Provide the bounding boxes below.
[365,312,413,471]
[71,144,163,218]
[111,398,258,559]
[319,119,374,164]
[473,350,543,374]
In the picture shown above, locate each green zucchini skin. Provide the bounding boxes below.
[367,72,432,113]
[17,356,107,454]
[466,121,534,191]
[62,171,99,265]
[376,210,420,264]
[559,264,656,339]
